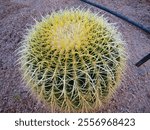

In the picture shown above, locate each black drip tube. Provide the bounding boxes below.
[135,53,150,67]
[80,0,150,34]
[80,0,150,67]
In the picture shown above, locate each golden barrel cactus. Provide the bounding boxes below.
[19,9,126,112]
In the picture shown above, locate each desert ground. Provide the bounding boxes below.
[0,0,150,112]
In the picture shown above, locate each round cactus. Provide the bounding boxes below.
[19,9,126,112]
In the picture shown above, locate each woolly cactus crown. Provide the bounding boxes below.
[19,8,126,112]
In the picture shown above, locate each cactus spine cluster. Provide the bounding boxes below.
[19,9,126,112]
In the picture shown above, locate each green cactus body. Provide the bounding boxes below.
[19,9,126,112]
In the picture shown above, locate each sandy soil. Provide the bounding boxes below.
[0,0,150,112]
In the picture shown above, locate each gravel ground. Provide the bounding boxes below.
[0,0,150,112]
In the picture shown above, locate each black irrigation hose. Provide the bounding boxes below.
[80,0,150,67]
[135,53,150,67]
[80,0,150,34]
